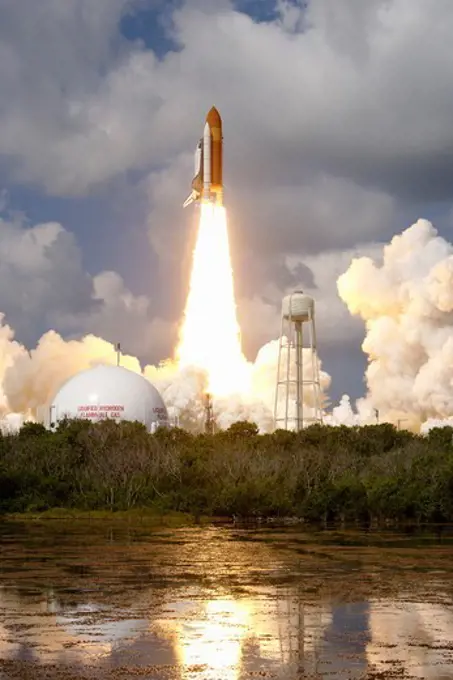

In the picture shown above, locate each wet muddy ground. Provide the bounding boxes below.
[1,521,453,679]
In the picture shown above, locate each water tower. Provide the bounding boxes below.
[274,291,323,431]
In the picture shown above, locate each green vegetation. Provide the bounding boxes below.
[1,418,453,524]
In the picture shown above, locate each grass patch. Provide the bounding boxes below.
[3,507,209,527]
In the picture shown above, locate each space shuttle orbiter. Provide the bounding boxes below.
[183,106,223,208]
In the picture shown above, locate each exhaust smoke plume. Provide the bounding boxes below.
[337,218,453,430]
[0,315,331,433]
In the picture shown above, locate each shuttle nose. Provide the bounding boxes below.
[206,106,222,127]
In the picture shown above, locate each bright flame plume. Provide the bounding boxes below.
[177,203,250,397]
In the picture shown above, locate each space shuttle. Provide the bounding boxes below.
[183,106,223,208]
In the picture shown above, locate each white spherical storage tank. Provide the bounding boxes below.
[49,365,169,432]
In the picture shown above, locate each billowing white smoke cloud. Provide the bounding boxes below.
[4,330,142,417]
[338,218,453,430]
[420,417,453,434]
[0,309,332,434]
[324,394,376,427]
[0,315,27,415]
[0,324,145,431]
[145,339,331,433]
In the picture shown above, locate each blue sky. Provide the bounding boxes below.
[120,1,182,57]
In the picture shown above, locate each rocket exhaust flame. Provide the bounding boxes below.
[179,106,250,397]
[176,203,250,397]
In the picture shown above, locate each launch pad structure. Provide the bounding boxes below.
[204,392,215,434]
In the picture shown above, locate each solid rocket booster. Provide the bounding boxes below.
[183,106,223,208]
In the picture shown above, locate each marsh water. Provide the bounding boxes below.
[1,522,453,679]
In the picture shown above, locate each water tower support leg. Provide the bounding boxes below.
[295,321,303,432]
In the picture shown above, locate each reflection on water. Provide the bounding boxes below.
[1,523,453,679]
[368,602,453,678]
[154,594,334,679]
[170,598,250,678]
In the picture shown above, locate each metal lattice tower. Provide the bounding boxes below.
[274,291,323,431]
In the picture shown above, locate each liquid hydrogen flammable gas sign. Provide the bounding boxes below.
[77,404,125,419]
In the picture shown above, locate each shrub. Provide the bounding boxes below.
[0,418,449,524]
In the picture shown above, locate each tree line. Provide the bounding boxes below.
[1,418,453,523]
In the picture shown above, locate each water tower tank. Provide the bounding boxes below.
[49,365,168,432]
[282,291,314,322]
